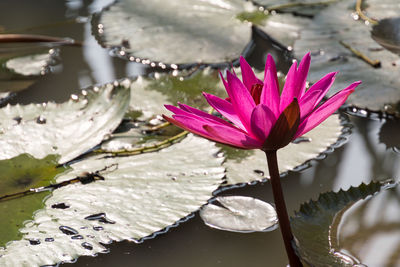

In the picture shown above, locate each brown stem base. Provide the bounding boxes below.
[265,150,303,267]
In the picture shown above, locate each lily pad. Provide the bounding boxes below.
[200,196,278,233]
[92,0,253,67]
[251,0,336,17]
[294,0,400,117]
[372,17,400,56]
[0,154,66,247]
[291,180,397,267]
[0,79,130,164]
[223,114,345,185]
[0,134,225,266]
[0,45,60,102]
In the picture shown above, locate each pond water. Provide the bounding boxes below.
[0,0,399,266]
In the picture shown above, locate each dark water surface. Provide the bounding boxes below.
[0,1,399,266]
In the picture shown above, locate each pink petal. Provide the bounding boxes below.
[203,92,246,130]
[261,66,280,117]
[163,115,211,139]
[177,103,233,127]
[302,72,337,105]
[226,71,256,131]
[299,90,322,121]
[296,81,361,137]
[240,56,262,91]
[203,124,262,149]
[279,61,298,111]
[250,104,276,141]
[297,53,311,98]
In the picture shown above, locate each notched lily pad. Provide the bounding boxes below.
[223,114,346,185]
[291,180,397,267]
[200,196,278,233]
[0,135,225,266]
[294,0,400,117]
[92,0,253,67]
[0,79,130,163]
[0,154,66,247]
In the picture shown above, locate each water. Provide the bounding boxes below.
[0,1,399,266]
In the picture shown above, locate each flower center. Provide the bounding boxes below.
[250,83,263,105]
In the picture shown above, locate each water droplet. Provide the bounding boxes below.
[93,226,104,231]
[59,226,79,235]
[253,169,264,176]
[81,242,93,250]
[45,237,54,242]
[36,116,46,124]
[70,94,79,101]
[85,213,116,224]
[98,24,104,29]
[13,116,22,124]
[29,239,40,245]
[171,176,177,181]
[71,235,84,240]
[171,64,178,69]
[51,203,70,209]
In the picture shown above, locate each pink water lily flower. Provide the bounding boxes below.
[163,53,361,152]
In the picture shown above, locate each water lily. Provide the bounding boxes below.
[163,53,360,152]
[163,53,360,267]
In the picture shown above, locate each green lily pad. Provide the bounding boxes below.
[0,79,130,164]
[294,0,400,117]
[0,134,225,266]
[92,0,253,66]
[0,154,66,248]
[291,180,397,266]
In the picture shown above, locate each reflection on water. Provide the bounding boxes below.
[0,0,399,266]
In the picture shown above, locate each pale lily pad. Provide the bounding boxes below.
[252,0,336,16]
[200,196,278,232]
[0,45,60,102]
[256,13,311,49]
[294,0,400,117]
[92,0,253,66]
[372,17,400,56]
[223,114,344,185]
[291,181,397,267]
[0,134,225,266]
[0,80,130,163]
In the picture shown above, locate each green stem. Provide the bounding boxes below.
[265,150,302,267]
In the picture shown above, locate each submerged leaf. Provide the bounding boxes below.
[0,154,66,247]
[0,135,225,266]
[224,114,344,185]
[92,0,253,66]
[0,80,130,164]
[294,0,400,117]
[200,196,278,233]
[252,0,336,16]
[291,181,397,267]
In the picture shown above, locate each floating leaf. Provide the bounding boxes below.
[92,0,253,66]
[256,13,311,49]
[372,17,400,56]
[0,45,60,102]
[251,0,336,16]
[0,154,66,247]
[291,181,397,267]
[0,134,225,266]
[223,114,345,185]
[0,80,130,163]
[294,0,400,117]
[200,196,278,233]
